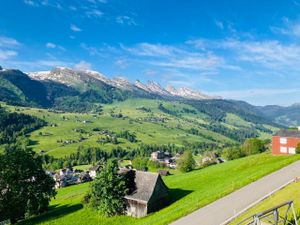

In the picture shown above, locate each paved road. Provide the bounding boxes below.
[171,160,300,225]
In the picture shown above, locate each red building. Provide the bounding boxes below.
[272,129,300,155]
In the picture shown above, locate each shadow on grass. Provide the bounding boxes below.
[28,139,39,145]
[18,204,83,225]
[169,188,193,204]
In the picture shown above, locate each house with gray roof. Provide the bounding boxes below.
[125,171,169,218]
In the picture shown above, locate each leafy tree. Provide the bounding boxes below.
[132,157,149,171]
[177,151,196,172]
[241,138,266,156]
[296,143,300,154]
[0,145,56,223]
[222,146,245,160]
[87,159,128,217]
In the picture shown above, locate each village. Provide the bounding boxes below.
[45,127,300,219]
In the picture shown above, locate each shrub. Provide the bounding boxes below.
[132,157,149,171]
[222,147,245,160]
[296,143,300,154]
[177,151,196,172]
[241,138,266,156]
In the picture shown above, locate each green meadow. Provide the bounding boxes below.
[18,153,300,225]
[2,98,276,159]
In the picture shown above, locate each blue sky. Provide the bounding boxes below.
[1,0,300,106]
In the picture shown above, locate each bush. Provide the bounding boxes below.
[241,138,266,156]
[177,151,196,172]
[222,147,245,160]
[296,143,300,154]
[132,157,149,171]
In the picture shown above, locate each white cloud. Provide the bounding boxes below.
[122,43,175,57]
[115,59,128,69]
[152,54,223,71]
[86,9,103,18]
[0,50,18,60]
[215,20,224,30]
[187,38,300,73]
[70,24,82,32]
[74,60,92,70]
[24,0,37,6]
[208,88,300,99]
[116,16,137,26]
[46,42,56,48]
[122,42,225,71]
[0,36,21,47]
[46,42,66,51]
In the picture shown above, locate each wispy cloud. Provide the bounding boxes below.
[115,58,129,69]
[0,36,20,61]
[23,0,37,6]
[70,24,82,32]
[270,16,300,37]
[0,50,18,60]
[121,43,174,57]
[0,36,21,47]
[74,60,92,70]
[188,38,300,73]
[215,20,224,30]
[208,88,300,99]
[122,42,225,72]
[46,42,66,51]
[86,9,103,18]
[116,16,137,26]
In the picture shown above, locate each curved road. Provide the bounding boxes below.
[171,160,300,225]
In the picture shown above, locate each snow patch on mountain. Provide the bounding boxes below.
[28,67,220,100]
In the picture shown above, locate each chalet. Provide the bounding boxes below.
[125,171,169,218]
[151,151,165,161]
[272,129,300,155]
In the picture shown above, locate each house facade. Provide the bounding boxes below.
[272,129,300,155]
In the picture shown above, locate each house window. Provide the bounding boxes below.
[289,147,296,154]
[280,138,287,144]
[280,146,287,153]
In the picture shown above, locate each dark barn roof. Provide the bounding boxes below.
[89,165,101,171]
[125,171,168,203]
[274,130,300,138]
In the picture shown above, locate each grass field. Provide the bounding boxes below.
[1,98,277,159]
[230,176,300,224]
[18,153,300,225]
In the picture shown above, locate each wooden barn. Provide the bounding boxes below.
[124,171,169,218]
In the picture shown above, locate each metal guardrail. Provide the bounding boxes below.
[236,200,298,225]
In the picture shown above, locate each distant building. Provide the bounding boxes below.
[272,129,300,154]
[151,151,165,161]
[89,165,101,179]
[125,171,169,218]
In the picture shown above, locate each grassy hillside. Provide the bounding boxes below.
[230,178,300,224]
[18,153,300,225]
[2,98,278,158]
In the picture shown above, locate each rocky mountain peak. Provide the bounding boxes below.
[146,81,170,95]
[27,67,219,100]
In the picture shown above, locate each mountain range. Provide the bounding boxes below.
[0,65,299,126]
[28,67,218,100]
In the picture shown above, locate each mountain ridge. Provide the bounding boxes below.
[27,67,219,100]
[0,66,299,126]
